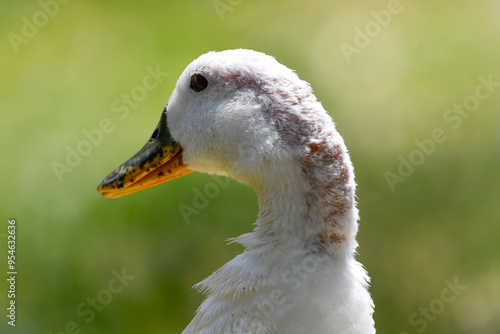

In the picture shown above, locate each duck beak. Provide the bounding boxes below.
[97,106,193,199]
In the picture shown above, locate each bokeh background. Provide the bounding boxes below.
[1,0,499,333]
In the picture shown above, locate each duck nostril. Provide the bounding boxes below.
[150,127,159,141]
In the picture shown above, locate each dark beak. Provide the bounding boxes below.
[97,106,193,198]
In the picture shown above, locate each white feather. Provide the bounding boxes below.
[165,49,375,334]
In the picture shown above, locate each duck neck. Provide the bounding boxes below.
[255,177,310,240]
[243,155,358,259]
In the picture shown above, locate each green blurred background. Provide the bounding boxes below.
[1,0,499,333]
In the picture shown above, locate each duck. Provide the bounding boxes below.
[97,49,375,334]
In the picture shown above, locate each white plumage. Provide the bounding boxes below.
[100,49,376,333]
[167,49,375,334]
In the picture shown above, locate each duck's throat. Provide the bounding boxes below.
[243,150,359,257]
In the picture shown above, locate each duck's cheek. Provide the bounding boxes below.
[180,148,229,177]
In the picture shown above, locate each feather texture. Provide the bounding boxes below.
[164,49,375,334]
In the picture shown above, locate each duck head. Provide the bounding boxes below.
[98,49,358,254]
[98,49,316,198]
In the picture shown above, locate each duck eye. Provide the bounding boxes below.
[190,74,208,92]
